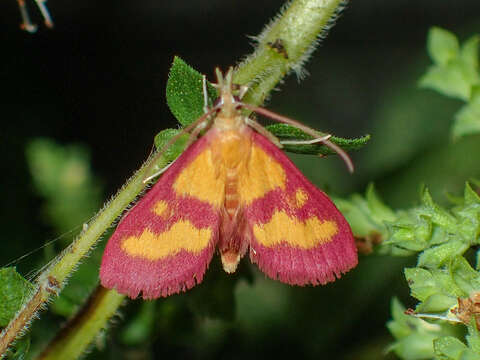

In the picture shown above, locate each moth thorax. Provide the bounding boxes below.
[213,114,245,132]
[213,128,251,168]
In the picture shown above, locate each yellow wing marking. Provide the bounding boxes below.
[121,221,212,260]
[253,210,338,249]
[238,144,286,204]
[294,189,308,208]
[152,200,169,217]
[173,148,225,207]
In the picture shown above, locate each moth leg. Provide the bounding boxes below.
[34,0,54,28]
[143,119,212,183]
[143,158,178,182]
[245,118,283,148]
[240,102,354,173]
[184,117,213,148]
[280,134,331,145]
[17,0,37,33]
[143,105,220,183]
[202,75,210,114]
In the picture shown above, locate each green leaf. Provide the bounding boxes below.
[418,240,469,268]
[333,185,396,253]
[420,28,479,102]
[265,123,370,155]
[467,324,480,354]
[405,266,464,304]
[419,63,472,101]
[452,86,480,139]
[461,35,480,74]
[449,257,480,295]
[166,56,217,127]
[434,336,480,360]
[153,128,190,162]
[387,299,440,359]
[385,217,432,252]
[146,128,191,181]
[464,182,480,206]
[427,27,460,66]
[0,268,35,327]
[387,298,412,339]
[417,293,457,313]
[405,267,438,302]
[420,188,458,231]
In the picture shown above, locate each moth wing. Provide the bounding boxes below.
[240,132,357,285]
[100,134,225,299]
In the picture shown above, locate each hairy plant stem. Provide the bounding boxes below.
[0,0,348,358]
[234,0,346,106]
[37,286,125,360]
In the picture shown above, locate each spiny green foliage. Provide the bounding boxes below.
[339,29,480,359]
[340,182,480,359]
[161,56,369,159]
[388,184,480,360]
[387,298,459,359]
[420,27,480,139]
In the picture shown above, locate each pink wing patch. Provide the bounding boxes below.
[100,135,222,299]
[246,132,358,286]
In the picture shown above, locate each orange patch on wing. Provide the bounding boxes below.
[121,221,212,260]
[253,210,338,249]
[173,148,225,207]
[238,145,286,204]
[152,200,169,217]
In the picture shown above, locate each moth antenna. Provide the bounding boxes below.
[215,68,224,88]
[17,0,37,33]
[240,102,354,173]
[143,105,220,183]
[34,0,53,28]
[202,75,209,114]
[224,67,234,89]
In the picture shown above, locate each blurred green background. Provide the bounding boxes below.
[2,1,480,359]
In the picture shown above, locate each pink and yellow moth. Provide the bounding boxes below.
[100,68,358,299]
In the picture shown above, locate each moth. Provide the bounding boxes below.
[100,68,358,299]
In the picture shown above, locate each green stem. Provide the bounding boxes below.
[37,286,125,360]
[0,0,348,358]
[234,0,346,106]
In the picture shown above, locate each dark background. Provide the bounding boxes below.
[2,1,480,359]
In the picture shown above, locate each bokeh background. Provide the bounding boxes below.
[2,1,480,359]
